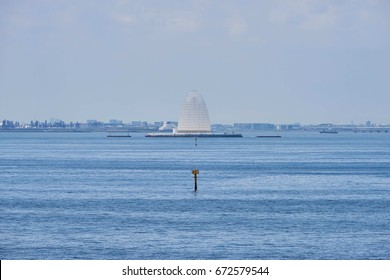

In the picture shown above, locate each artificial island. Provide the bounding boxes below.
[146,91,242,138]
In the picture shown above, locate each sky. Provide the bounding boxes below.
[1,0,389,125]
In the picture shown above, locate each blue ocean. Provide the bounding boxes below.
[0,132,389,259]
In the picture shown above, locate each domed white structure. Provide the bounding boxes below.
[177,91,211,134]
[145,90,242,137]
[158,121,177,131]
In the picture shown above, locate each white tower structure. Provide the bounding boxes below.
[177,91,211,134]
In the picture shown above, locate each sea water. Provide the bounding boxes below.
[0,132,389,259]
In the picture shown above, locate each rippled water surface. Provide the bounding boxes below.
[0,132,389,259]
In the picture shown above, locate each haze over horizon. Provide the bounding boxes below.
[1,0,389,125]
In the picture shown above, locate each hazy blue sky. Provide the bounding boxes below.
[1,0,389,124]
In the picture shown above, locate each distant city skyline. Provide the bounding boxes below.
[1,116,389,128]
[0,114,389,126]
[1,1,389,124]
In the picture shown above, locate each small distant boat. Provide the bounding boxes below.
[107,135,131,137]
[319,129,338,134]
[107,132,131,137]
[256,135,281,138]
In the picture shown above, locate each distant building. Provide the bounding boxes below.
[87,119,98,125]
[159,121,177,132]
[131,121,142,127]
[211,123,234,132]
[234,123,275,131]
[277,124,301,130]
[87,120,103,127]
[177,91,211,134]
[109,119,123,125]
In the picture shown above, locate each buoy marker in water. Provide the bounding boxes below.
[193,137,199,192]
[192,168,199,192]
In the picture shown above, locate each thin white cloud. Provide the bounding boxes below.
[111,11,137,25]
[161,11,200,32]
[227,16,248,36]
[110,3,201,33]
[269,0,390,31]
[300,4,338,30]
[7,10,36,29]
[269,0,339,29]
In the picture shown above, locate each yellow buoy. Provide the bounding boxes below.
[192,169,199,191]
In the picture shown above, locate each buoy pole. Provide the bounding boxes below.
[192,137,199,192]
[192,169,199,192]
